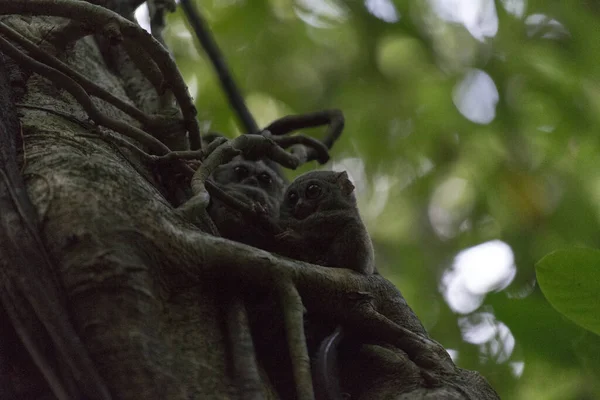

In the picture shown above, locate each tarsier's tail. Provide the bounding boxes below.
[314,325,346,400]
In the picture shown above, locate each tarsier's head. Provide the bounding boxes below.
[280,170,356,220]
[212,158,286,201]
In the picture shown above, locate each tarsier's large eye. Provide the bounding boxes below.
[258,172,272,185]
[287,191,299,205]
[305,184,322,199]
[233,166,249,181]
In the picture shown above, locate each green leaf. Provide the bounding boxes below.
[536,248,600,336]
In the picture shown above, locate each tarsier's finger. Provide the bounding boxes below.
[278,281,315,400]
[271,135,330,164]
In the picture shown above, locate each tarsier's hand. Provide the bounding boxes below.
[185,159,201,171]
[251,201,269,217]
[275,228,303,242]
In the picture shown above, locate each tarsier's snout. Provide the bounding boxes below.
[241,176,259,187]
[293,199,313,220]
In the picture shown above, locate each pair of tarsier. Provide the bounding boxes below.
[207,150,375,399]
[209,158,374,275]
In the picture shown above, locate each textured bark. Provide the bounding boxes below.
[0,3,500,400]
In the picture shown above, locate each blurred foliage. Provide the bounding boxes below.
[159,0,600,398]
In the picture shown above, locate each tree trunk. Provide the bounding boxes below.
[0,2,500,399]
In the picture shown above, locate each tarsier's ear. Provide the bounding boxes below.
[336,171,355,195]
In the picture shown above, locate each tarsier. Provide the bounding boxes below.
[203,155,298,399]
[208,157,286,248]
[273,170,375,400]
[275,170,374,276]
[207,157,375,399]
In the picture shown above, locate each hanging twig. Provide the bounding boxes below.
[179,0,259,135]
